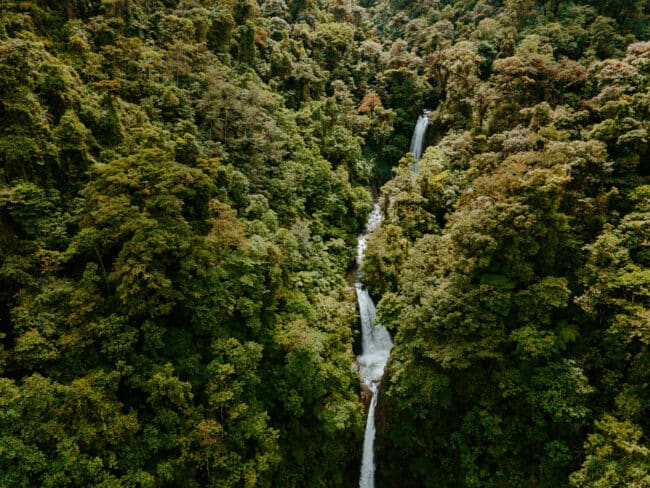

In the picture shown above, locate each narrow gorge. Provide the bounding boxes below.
[357,114,429,488]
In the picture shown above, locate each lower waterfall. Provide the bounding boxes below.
[356,203,392,488]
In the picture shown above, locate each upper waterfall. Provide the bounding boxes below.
[409,111,430,172]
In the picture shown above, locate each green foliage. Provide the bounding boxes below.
[2,0,650,486]
[363,1,650,486]
[570,415,650,488]
[0,0,380,485]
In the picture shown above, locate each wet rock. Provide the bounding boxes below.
[360,382,373,410]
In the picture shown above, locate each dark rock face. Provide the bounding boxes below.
[360,381,373,411]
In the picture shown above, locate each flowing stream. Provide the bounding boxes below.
[357,113,429,488]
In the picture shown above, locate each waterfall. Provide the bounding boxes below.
[357,204,393,488]
[357,113,429,487]
[360,381,379,487]
[409,112,430,172]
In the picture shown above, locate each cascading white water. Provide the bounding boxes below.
[409,112,430,172]
[360,381,379,487]
[356,203,392,488]
[357,114,430,488]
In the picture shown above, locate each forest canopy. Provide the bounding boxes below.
[1,0,650,487]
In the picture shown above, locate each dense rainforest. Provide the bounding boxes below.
[1,0,649,486]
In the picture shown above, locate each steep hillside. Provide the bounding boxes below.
[0,1,387,485]
[362,1,650,486]
[1,0,650,487]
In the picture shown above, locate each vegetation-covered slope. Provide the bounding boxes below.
[362,1,650,487]
[2,0,650,487]
[0,0,397,485]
